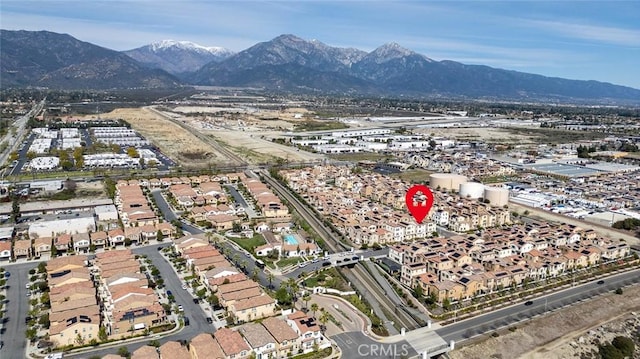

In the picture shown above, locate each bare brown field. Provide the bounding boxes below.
[80,108,225,167]
[449,284,640,359]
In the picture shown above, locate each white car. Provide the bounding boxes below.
[178,305,184,312]
[181,283,188,290]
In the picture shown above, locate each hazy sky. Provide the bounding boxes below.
[2,0,639,89]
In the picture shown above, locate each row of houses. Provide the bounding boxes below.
[173,235,278,324]
[281,166,511,246]
[0,223,174,261]
[120,173,243,191]
[47,255,100,347]
[103,311,330,359]
[94,249,166,338]
[390,222,631,304]
[241,177,290,218]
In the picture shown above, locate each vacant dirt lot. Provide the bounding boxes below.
[79,108,225,167]
[415,127,536,144]
[449,284,640,359]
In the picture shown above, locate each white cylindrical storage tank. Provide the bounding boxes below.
[484,186,510,206]
[459,182,485,199]
[429,173,468,191]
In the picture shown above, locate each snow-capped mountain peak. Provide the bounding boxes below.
[149,39,232,56]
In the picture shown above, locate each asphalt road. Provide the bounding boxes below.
[332,331,418,359]
[1,262,39,359]
[435,268,640,343]
[66,243,215,358]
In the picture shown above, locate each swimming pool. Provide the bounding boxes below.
[284,234,298,245]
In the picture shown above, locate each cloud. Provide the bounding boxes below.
[525,20,640,47]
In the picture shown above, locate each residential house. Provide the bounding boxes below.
[54,234,72,253]
[33,236,52,258]
[73,233,91,253]
[13,239,31,259]
[261,317,299,357]
[131,345,159,359]
[159,341,189,359]
[228,293,277,323]
[214,327,251,359]
[286,311,330,353]
[188,333,225,359]
[237,323,277,359]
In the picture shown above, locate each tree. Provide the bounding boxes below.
[413,285,424,298]
[302,293,311,309]
[37,262,47,273]
[25,327,38,342]
[287,278,299,302]
[117,346,130,358]
[98,326,109,342]
[126,146,139,158]
[310,303,319,318]
[612,336,635,357]
[10,191,21,224]
[149,339,161,348]
[73,147,84,168]
[75,333,85,345]
[232,221,242,233]
[267,272,275,289]
[275,285,293,306]
[251,267,259,281]
[319,309,329,333]
[39,313,50,329]
[599,344,624,359]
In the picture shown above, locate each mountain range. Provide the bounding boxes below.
[2,30,639,104]
[124,40,234,76]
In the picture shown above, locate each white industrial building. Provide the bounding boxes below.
[331,129,392,138]
[137,148,158,161]
[29,156,60,170]
[94,204,119,221]
[61,138,82,149]
[313,144,363,154]
[28,216,96,238]
[83,153,139,168]
[291,139,330,147]
[32,128,58,138]
[60,128,80,138]
[355,141,388,151]
[30,180,63,192]
[388,140,431,151]
[29,138,52,154]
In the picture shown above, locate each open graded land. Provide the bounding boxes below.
[448,284,640,359]
[76,107,227,168]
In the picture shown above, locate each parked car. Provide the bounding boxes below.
[322,262,331,267]
[206,317,213,324]
[183,316,190,326]
[524,301,533,306]
[178,305,184,312]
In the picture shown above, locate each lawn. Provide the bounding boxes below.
[302,267,351,291]
[276,256,304,268]
[228,234,266,253]
[292,120,348,132]
[391,169,433,183]
[327,152,391,162]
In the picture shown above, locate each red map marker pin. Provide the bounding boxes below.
[405,185,434,224]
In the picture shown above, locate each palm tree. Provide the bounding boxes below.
[319,309,329,333]
[267,272,275,289]
[251,267,259,281]
[310,303,319,318]
[287,278,299,303]
[302,293,311,310]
